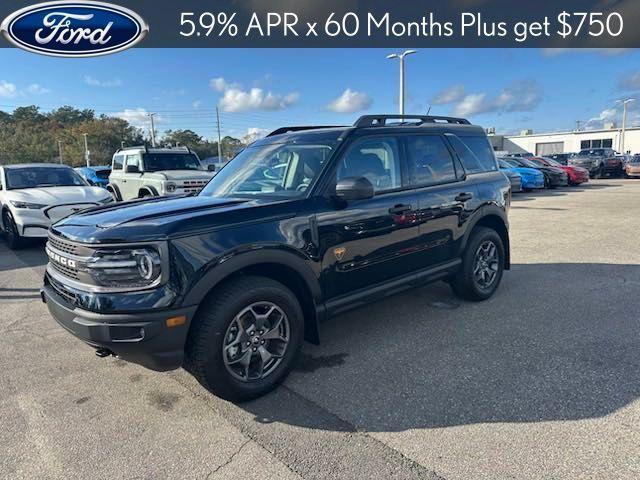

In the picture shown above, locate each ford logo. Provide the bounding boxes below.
[1,1,148,57]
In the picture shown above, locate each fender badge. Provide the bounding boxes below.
[334,247,346,261]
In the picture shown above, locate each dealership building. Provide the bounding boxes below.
[488,124,640,156]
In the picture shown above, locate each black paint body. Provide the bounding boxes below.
[43,123,511,371]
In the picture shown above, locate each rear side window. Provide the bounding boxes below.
[447,135,498,174]
[113,155,124,170]
[405,135,457,187]
[338,137,403,193]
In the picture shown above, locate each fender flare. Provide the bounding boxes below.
[140,185,159,197]
[459,205,510,269]
[106,183,122,201]
[183,248,323,344]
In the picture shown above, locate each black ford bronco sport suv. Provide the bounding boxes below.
[42,115,511,401]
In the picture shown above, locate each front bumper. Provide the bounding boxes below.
[508,176,523,192]
[521,176,545,189]
[547,173,569,187]
[42,283,197,371]
[12,209,51,237]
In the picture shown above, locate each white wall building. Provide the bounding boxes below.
[488,125,640,156]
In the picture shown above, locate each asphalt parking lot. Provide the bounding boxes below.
[1,178,639,480]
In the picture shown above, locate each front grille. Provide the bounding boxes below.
[48,275,77,305]
[50,260,79,280]
[48,235,78,255]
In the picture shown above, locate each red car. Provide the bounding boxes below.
[532,157,590,185]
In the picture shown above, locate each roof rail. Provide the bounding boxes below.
[266,125,342,137]
[354,115,471,127]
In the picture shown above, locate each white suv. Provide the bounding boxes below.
[0,163,112,249]
[107,146,215,201]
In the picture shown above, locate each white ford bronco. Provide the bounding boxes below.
[107,146,215,201]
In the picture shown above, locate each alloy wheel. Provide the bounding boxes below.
[473,240,500,289]
[223,302,290,382]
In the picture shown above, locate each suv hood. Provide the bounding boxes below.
[4,186,109,205]
[51,195,296,243]
[145,170,214,181]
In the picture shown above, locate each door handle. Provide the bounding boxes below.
[455,192,473,202]
[389,204,412,215]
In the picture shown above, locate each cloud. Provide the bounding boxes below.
[25,84,50,95]
[210,77,234,92]
[326,89,372,113]
[212,77,299,113]
[542,48,631,57]
[113,108,164,128]
[192,100,203,109]
[242,127,270,144]
[0,81,17,98]
[453,80,543,117]
[84,75,123,87]
[431,84,465,105]
[585,101,639,130]
[618,71,640,91]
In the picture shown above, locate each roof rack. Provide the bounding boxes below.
[353,115,471,128]
[266,125,342,137]
[116,144,150,153]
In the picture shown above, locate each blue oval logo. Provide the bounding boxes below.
[1,1,148,57]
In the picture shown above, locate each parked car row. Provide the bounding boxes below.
[514,149,639,179]
[498,155,587,190]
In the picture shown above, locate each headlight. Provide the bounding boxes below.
[10,200,47,209]
[82,247,162,288]
[165,182,177,193]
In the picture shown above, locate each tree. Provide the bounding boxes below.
[11,105,45,123]
[220,136,243,159]
[48,106,95,126]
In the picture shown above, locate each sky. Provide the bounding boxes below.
[0,48,639,142]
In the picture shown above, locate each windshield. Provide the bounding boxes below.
[544,158,563,167]
[578,149,605,157]
[631,155,640,164]
[498,159,512,169]
[143,153,201,172]
[518,159,540,168]
[5,167,87,190]
[525,159,546,168]
[199,142,334,199]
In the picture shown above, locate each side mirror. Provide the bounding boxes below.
[335,177,374,201]
[126,164,140,174]
[207,164,216,172]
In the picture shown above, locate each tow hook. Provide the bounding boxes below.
[95,348,115,358]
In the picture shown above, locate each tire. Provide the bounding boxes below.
[2,209,23,250]
[184,276,304,402]
[450,226,505,302]
[594,166,604,179]
[543,175,550,188]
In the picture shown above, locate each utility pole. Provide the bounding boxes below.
[216,106,223,160]
[82,133,90,167]
[148,113,157,147]
[57,140,63,164]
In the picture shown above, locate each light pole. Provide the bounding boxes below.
[148,113,157,147]
[57,140,63,164]
[387,50,417,115]
[617,98,635,154]
[82,133,90,167]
